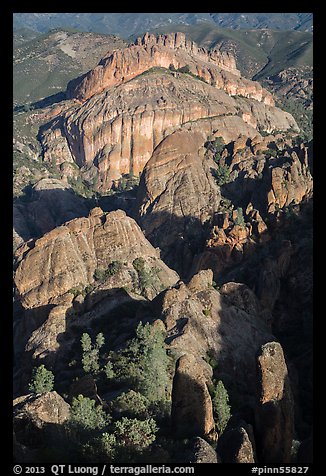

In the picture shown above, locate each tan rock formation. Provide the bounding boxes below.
[39,35,298,191]
[217,425,256,463]
[255,342,294,464]
[266,150,313,213]
[15,208,179,309]
[154,269,273,401]
[13,392,70,448]
[171,353,217,441]
[66,32,274,106]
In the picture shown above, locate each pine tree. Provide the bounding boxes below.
[212,380,231,434]
[28,365,54,394]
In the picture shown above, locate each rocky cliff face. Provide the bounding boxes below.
[66,32,275,105]
[13,29,312,465]
[152,270,274,408]
[15,208,178,310]
[40,71,298,191]
[255,342,294,464]
[38,32,298,191]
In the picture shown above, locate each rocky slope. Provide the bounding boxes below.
[13,27,312,465]
[36,32,299,192]
[15,207,178,310]
[136,125,311,276]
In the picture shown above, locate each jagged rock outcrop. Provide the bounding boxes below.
[38,31,299,191]
[265,150,313,214]
[15,207,179,309]
[13,208,179,389]
[217,423,256,463]
[66,32,274,106]
[153,270,273,406]
[171,353,217,441]
[190,136,312,280]
[135,119,266,275]
[40,70,298,191]
[13,392,70,449]
[183,437,220,463]
[255,342,294,464]
[137,124,223,275]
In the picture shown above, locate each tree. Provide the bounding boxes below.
[81,332,105,375]
[112,390,150,419]
[213,164,231,186]
[28,364,54,394]
[70,395,108,431]
[103,361,115,380]
[113,417,158,453]
[114,322,170,402]
[212,380,231,434]
[132,258,160,296]
[234,207,245,227]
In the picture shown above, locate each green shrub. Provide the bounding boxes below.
[70,395,108,431]
[113,417,158,452]
[94,261,123,282]
[103,361,115,380]
[212,380,231,434]
[97,432,117,460]
[112,390,150,419]
[178,65,191,74]
[132,258,160,295]
[205,136,225,163]
[234,207,245,227]
[69,287,82,298]
[213,164,231,186]
[28,365,54,394]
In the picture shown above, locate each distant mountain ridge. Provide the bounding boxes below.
[13,13,313,37]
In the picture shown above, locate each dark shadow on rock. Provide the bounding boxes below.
[14,184,140,251]
[170,370,214,440]
[133,210,210,278]
[13,287,151,399]
[14,186,91,245]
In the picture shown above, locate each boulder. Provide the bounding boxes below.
[171,353,216,441]
[255,342,294,464]
[217,424,256,463]
[184,437,220,463]
[13,392,70,449]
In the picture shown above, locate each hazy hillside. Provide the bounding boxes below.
[13,13,313,38]
[13,29,127,106]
